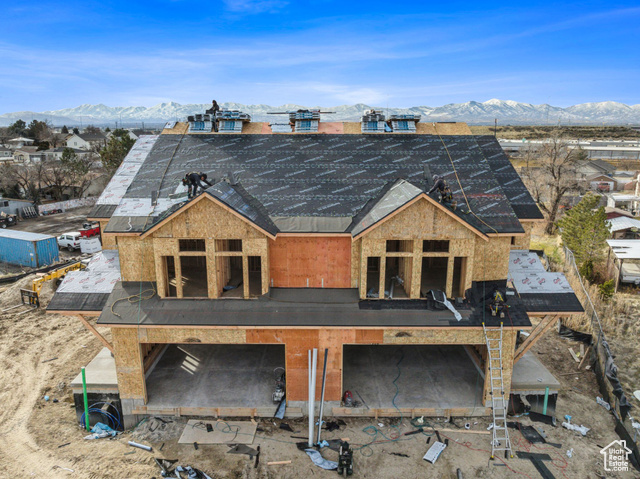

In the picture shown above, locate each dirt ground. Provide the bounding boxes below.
[0,277,637,478]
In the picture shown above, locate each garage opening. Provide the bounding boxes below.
[248,256,262,297]
[145,344,286,409]
[420,257,448,297]
[343,345,484,410]
[384,257,412,299]
[180,256,208,297]
[217,256,244,298]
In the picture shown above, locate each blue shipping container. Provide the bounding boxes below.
[0,230,59,267]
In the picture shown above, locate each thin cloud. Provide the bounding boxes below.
[222,0,288,14]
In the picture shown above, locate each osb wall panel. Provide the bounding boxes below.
[118,236,156,282]
[140,328,246,344]
[153,196,266,240]
[351,238,361,289]
[360,198,477,298]
[383,329,486,344]
[511,222,533,250]
[417,122,472,135]
[472,236,511,281]
[269,237,351,288]
[112,328,146,400]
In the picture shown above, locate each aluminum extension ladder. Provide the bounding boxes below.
[482,322,513,459]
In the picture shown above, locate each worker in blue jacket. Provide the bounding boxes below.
[183,172,212,198]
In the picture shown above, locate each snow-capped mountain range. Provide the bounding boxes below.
[1,99,639,127]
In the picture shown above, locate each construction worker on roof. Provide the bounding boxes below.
[206,100,220,132]
[428,174,456,209]
[183,172,213,199]
[489,288,506,318]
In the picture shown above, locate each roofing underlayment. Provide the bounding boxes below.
[47,250,121,313]
[508,250,583,313]
[93,134,541,235]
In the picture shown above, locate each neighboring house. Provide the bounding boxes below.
[0,148,13,163]
[47,107,583,429]
[604,206,634,220]
[586,174,617,193]
[577,159,617,179]
[0,197,34,216]
[13,146,45,163]
[106,130,138,141]
[608,216,640,239]
[44,147,91,162]
[7,137,35,149]
[65,132,107,150]
[612,171,637,190]
[606,194,640,214]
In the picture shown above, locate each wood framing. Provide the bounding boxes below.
[513,315,558,363]
[78,314,114,353]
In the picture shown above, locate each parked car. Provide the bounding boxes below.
[0,212,17,228]
[57,232,81,251]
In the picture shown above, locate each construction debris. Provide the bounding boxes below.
[515,451,555,479]
[305,449,338,470]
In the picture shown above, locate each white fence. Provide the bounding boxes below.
[37,197,97,215]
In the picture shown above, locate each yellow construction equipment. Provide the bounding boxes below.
[24,261,86,307]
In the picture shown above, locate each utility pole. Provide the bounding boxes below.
[494,118,498,137]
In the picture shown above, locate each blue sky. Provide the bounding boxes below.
[1,0,639,112]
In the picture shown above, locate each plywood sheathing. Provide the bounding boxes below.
[100,220,117,249]
[358,197,476,298]
[511,222,533,250]
[268,236,351,288]
[140,328,246,344]
[151,197,269,298]
[118,236,156,282]
[243,122,269,134]
[472,236,511,281]
[162,122,189,135]
[342,122,363,134]
[112,327,147,401]
[418,122,472,135]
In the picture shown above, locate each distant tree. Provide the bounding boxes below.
[520,134,585,235]
[41,148,98,200]
[26,120,52,142]
[99,133,135,175]
[8,119,27,136]
[105,127,111,132]
[557,193,609,281]
[73,127,79,134]
[48,132,64,148]
[84,125,101,134]
[61,125,69,134]
[0,127,11,146]
[36,141,50,151]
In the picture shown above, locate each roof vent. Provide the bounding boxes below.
[268,109,334,133]
[361,109,387,133]
[388,114,421,133]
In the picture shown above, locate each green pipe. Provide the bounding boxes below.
[542,387,549,415]
[81,367,90,431]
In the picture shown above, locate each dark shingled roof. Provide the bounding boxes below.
[106,134,529,235]
[88,204,117,219]
[98,282,532,328]
[474,136,544,220]
[47,292,112,313]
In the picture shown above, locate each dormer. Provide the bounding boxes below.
[388,113,421,133]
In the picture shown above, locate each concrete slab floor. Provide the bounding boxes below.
[343,345,484,409]
[145,344,285,408]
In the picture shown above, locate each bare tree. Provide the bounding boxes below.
[41,149,98,200]
[0,159,48,204]
[520,134,585,235]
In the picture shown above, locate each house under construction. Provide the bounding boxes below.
[47,107,583,428]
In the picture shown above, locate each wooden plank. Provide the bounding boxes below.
[78,315,114,353]
[579,346,592,369]
[513,316,556,363]
[568,347,580,363]
[437,428,490,435]
[267,461,291,465]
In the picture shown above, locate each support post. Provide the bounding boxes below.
[316,348,328,445]
[82,367,90,431]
